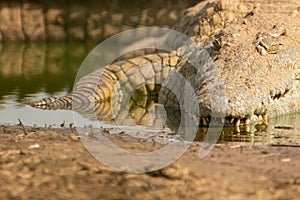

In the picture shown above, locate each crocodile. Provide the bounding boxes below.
[28,0,300,128]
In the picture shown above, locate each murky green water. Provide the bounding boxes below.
[0,42,93,125]
[0,42,300,145]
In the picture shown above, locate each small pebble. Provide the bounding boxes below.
[281,158,291,162]
[70,134,80,141]
[230,145,241,148]
[28,143,40,149]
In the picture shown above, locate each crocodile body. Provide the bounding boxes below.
[29,0,300,127]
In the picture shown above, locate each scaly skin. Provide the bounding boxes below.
[30,52,182,107]
[175,0,250,41]
[28,0,300,127]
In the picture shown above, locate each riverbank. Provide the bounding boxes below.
[0,0,196,42]
[0,124,299,199]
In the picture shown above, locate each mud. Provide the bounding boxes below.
[0,124,299,199]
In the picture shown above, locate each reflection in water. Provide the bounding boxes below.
[0,42,93,105]
[0,43,300,145]
[49,91,300,145]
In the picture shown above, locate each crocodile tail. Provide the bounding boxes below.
[27,66,120,110]
[28,52,182,110]
[27,95,75,110]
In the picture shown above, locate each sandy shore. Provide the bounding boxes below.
[0,124,299,199]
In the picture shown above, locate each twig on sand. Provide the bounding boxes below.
[18,119,27,135]
[60,120,65,127]
[69,123,75,133]
[271,143,300,148]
